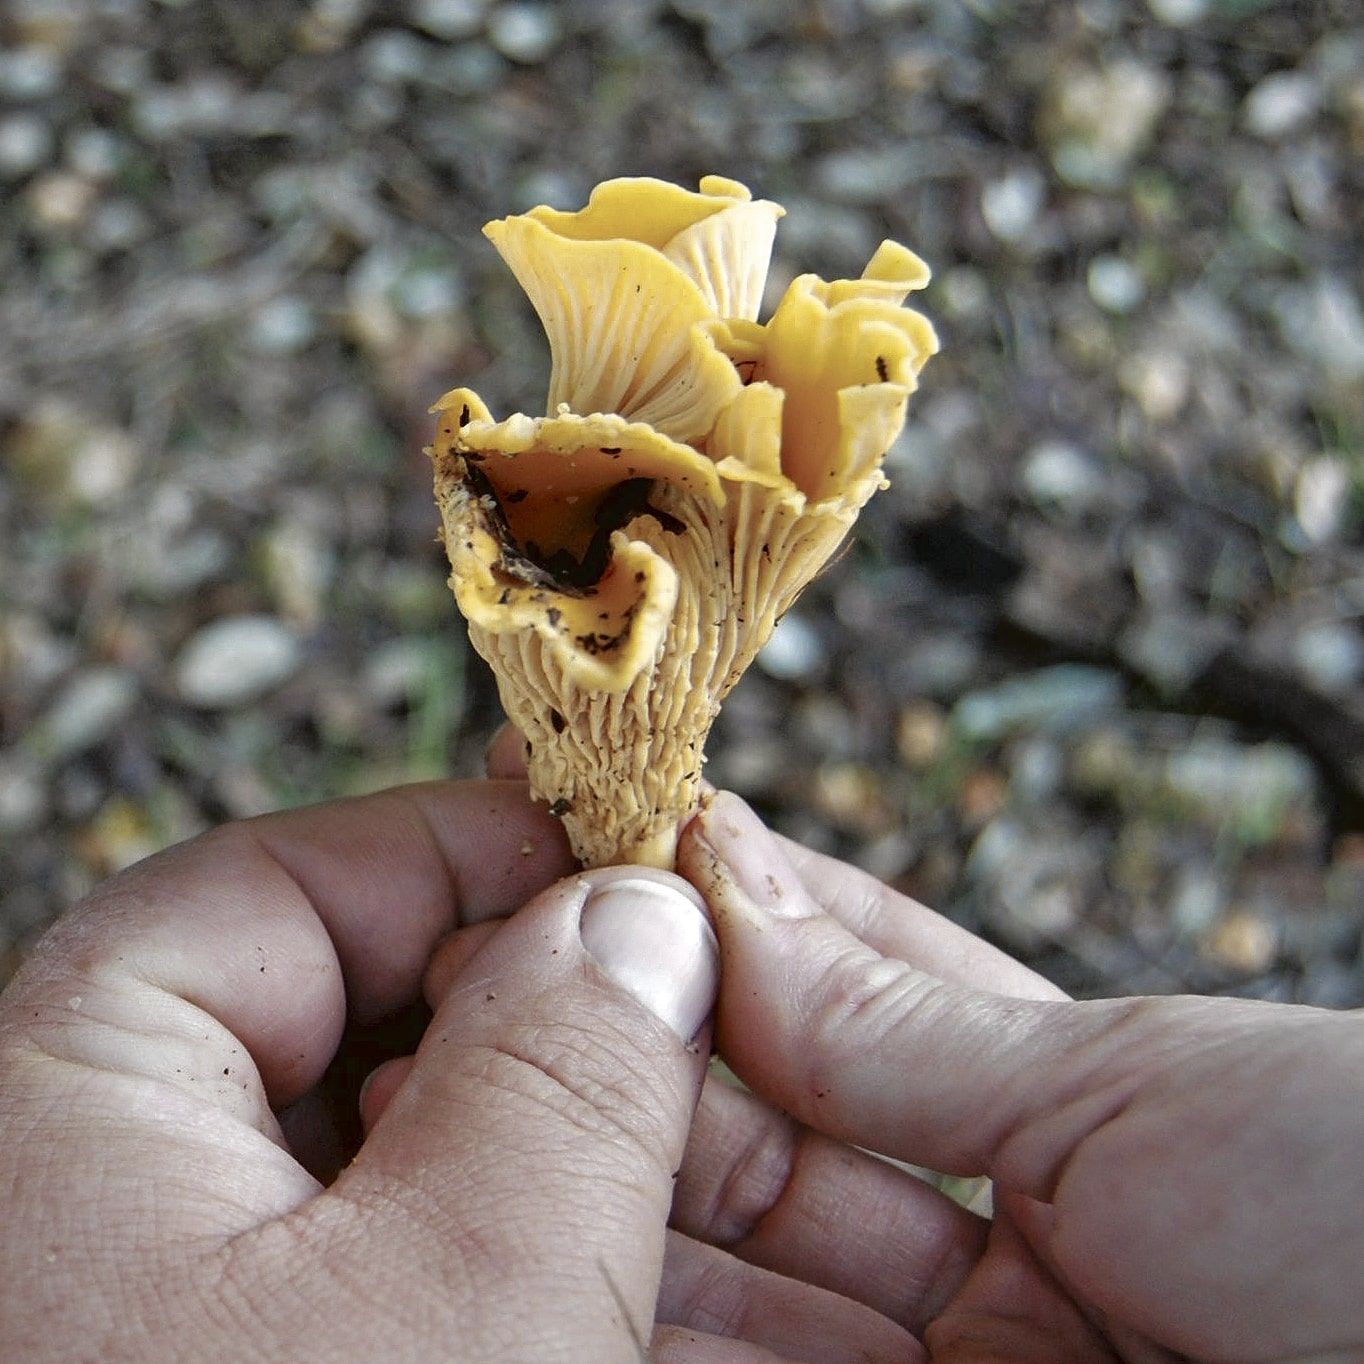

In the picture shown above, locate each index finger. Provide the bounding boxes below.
[771,834,1066,1002]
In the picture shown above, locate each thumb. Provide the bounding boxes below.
[330,867,717,1361]
[679,791,1158,1197]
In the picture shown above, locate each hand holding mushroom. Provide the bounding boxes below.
[431,175,937,867]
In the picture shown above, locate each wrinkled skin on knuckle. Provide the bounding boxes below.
[804,949,943,1085]
[662,1248,753,1340]
[704,1106,801,1247]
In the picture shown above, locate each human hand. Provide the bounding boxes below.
[675,791,1364,1363]
[0,780,917,1363]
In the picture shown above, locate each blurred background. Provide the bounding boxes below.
[1,0,1361,1000]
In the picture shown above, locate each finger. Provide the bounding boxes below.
[358,1055,416,1134]
[651,1323,799,1362]
[16,779,573,1086]
[677,791,1151,1192]
[673,1077,987,1335]
[423,919,503,1004]
[658,1229,923,1363]
[771,836,1065,1001]
[325,867,719,1357]
[923,1199,1116,1363]
[485,720,531,778]
[0,781,575,1224]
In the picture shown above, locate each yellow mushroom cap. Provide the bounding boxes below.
[431,175,936,867]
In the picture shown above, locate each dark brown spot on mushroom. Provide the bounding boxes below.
[549,709,565,733]
[875,355,888,382]
[547,797,573,817]
[465,465,682,594]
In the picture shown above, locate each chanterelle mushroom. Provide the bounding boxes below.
[431,174,937,868]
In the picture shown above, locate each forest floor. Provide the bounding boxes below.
[2,0,1362,1002]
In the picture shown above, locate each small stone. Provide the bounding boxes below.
[1146,0,1207,23]
[1204,910,1278,974]
[956,767,1008,828]
[362,29,430,83]
[1087,255,1145,314]
[1010,881,1080,941]
[87,198,151,252]
[76,797,163,878]
[1168,865,1225,936]
[1118,610,1227,694]
[1292,622,1363,695]
[91,44,150,93]
[968,818,1089,948]
[1009,737,1065,804]
[892,633,982,699]
[393,263,463,319]
[38,667,140,759]
[1021,439,1109,513]
[1163,739,1317,847]
[362,637,434,707]
[954,666,1125,743]
[813,762,892,835]
[0,113,54,179]
[409,0,487,38]
[132,76,239,141]
[1293,458,1347,542]
[513,168,584,213]
[0,45,61,99]
[295,0,370,51]
[175,616,302,709]
[1041,60,1171,186]
[980,167,1046,244]
[933,267,990,323]
[1119,350,1189,421]
[792,694,857,758]
[487,3,562,63]
[64,126,123,180]
[757,612,824,682]
[376,561,455,629]
[1310,280,1364,382]
[707,736,787,798]
[432,40,505,93]
[26,171,97,229]
[259,518,334,629]
[8,401,140,507]
[0,613,75,692]
[248,296,317,355]
[0,756,48,835]
[814,147,913,204]
[895,701,947,769]
[126,526,231,599]
[1298,963,1364,1010]
[964,815,1023,884]
[1243,70,1320,140]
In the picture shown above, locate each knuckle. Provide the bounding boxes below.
[703,1105,800,1246]
[808,947,941,1060]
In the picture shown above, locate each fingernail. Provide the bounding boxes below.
[695,791,816,920]
[579,875,718,1043]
